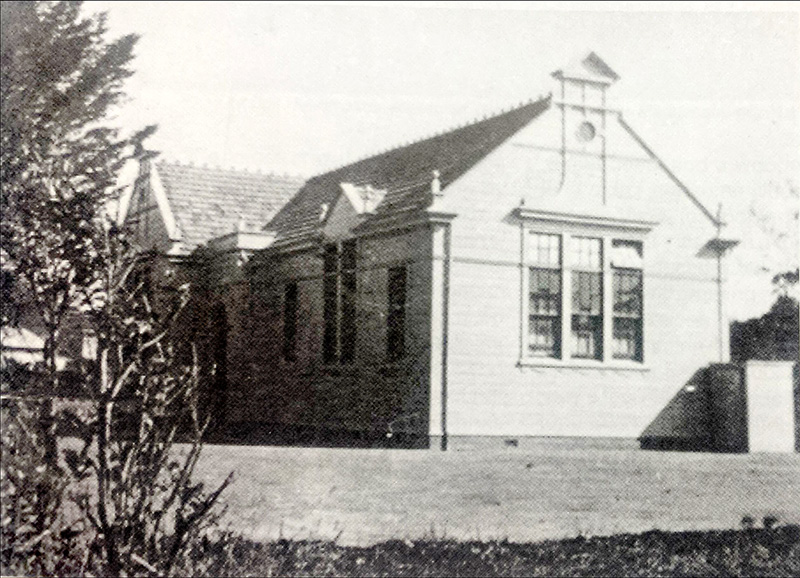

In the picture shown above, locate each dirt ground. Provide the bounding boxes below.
[191,441,800,547]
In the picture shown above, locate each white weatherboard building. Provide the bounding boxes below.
[125,53,797,451]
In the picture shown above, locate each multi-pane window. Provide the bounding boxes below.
[322,244,339,363]
[531,232,561,267]
[340,240,357,363]
[322,241,358,365]
[523,233,644,364]
[612,240,643,361]
[570,237,602,360]
[283,282,298,362]
[528,233,562,358]
[387,266,407,361]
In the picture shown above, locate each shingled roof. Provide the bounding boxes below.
[266,95,551,247]
[156,162,305,254]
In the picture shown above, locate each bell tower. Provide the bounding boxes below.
[551,52,619,204]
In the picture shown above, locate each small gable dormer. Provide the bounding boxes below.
[340,183,387,215]
[322,182,388,241]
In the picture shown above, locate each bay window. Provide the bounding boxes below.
[523,231,645,366]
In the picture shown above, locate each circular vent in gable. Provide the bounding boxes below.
[576,121,596,142]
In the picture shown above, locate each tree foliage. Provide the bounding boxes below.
[1,3,230,575]
[730,295,799,363]
[747,181,799,299]
[1,0,154,368]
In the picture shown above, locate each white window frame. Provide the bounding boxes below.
[516,210,655,371]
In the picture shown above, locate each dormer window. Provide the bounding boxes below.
[340,183,387,214]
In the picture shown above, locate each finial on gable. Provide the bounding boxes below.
[431,169,442,199]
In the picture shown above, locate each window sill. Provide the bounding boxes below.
[517,358,650,371]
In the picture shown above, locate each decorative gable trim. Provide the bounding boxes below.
[149,163,181,242]
[617,114,721,228]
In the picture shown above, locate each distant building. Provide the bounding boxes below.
[124,159,304,257]
[121,160,305,424]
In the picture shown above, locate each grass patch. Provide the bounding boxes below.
[193,444,800,545]
[183,525,800,577]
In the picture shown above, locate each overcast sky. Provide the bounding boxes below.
[85,1,799,320]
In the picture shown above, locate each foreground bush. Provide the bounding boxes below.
[178,525,800,578]
[2,3,232,574]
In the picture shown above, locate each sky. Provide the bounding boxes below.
[85,1,800,321]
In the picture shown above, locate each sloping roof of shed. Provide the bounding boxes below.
[266,95,551,247]
[157,162,305,254]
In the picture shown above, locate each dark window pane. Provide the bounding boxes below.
[571,271,602,359]
[572,271,602,315]
[322,241,357,364]
[323,243,338,275]
[529,316,561,358]
[323,244,338,364]
[529,269,561,316]
[613,269,642,317]
[613,317,642,360]
[387,266,407,361]
[340,266,357,364]
[339,241,357,363]
[341,239,357,272]
[528,267,561,358]
[613,268,643,361]
[283,283,298,362]
[571,314,602,359]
